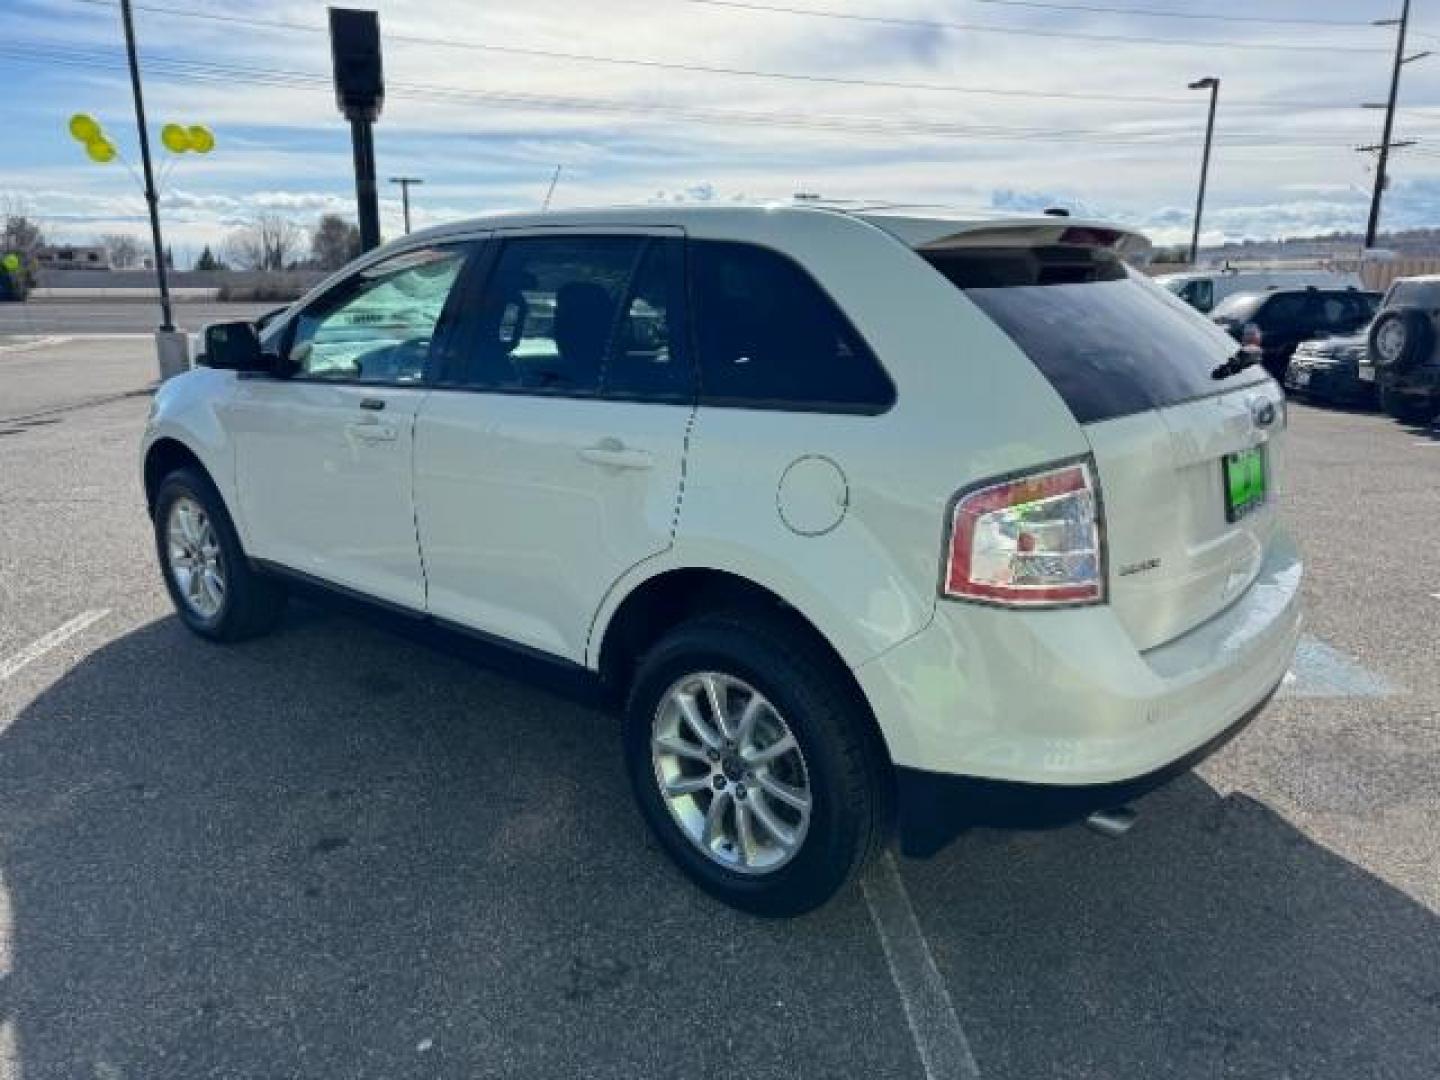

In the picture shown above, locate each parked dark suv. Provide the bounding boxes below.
[1211,287,1380,382]
[1366,275,1440,424]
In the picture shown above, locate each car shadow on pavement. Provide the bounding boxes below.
[902,767,1440,1080]
[0,609,915,1080]
[2,608,1437,1080]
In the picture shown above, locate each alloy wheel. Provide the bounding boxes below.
[166,495,226,619]
[651,671,812,875]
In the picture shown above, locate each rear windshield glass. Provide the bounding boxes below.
[924,246,1267,424]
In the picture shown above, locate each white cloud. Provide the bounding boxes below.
[7,0,1440,248]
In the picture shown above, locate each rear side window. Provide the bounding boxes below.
[467,235,637,395]
[689,241,894,413]
[448,235,691,401]
[925,245,1265,424]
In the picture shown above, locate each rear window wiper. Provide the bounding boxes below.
[1211,347,1261,380]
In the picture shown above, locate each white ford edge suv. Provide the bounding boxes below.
[142,204,1302,916]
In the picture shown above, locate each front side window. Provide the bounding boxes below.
[287,246,469,383]
[689,241,894,413]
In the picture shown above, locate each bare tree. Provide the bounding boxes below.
[222,212,305,272]
[99,232,142,268]
[309,213,362,271]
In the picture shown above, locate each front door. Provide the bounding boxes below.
[228,243,476,609]
[414,231,694,661]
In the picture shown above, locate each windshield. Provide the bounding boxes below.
[924,246,1267,423]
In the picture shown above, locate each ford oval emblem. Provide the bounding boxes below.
[1251,399,1276,428]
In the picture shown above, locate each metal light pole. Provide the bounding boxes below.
[388,176,423,234]
[1188,76,1220,267]
[118,0,173,331]
[1364,0,1426,247]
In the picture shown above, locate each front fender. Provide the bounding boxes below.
[141,368,245,541]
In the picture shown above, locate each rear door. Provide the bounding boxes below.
[925,243,1281,651]
[413,230,694,661]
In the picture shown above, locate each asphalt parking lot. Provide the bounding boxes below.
[1,330,1437,1080]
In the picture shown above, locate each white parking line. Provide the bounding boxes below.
[0,335,70,354]
[861,852,981,1080]
[0,609,110,683]
[1277,634,1397,699]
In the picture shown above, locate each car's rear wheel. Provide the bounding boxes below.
[623,612,890,917]
[154,467,286,641]
[1380,385,1439,425]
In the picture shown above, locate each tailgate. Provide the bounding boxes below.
[918,229,1283,649]
[1087,383,1284,650]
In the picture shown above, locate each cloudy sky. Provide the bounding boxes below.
[4,0,1440,264]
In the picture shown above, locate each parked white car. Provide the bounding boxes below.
[142,205,1302,915]
[1157,267,1364,314]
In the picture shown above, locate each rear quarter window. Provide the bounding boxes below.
[925,246,1266,424]
[689,240,895,413]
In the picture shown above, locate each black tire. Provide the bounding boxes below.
[623,611,891,917]
[153,467,286,641]
[1380,385,1440,425]
[1369,308,1434,370]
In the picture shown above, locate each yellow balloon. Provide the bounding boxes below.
[85,139,116,164]
[161,123,190,153]
[69,113,101,143]
[187,125,215,154]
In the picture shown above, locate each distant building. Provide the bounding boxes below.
[34,245,113,271]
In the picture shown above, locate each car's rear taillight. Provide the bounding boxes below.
[1242,321,1263,347]
[943,461,1104,606]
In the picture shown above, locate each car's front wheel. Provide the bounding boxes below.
[153,467,286,641]
[624,612,890,917]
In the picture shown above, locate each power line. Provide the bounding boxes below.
[946,0,1379,27]
[0,40,1380,151]
[677,0,1390,53]
[57,0,1395,110]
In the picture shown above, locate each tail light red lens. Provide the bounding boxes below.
[943,462,1104,606]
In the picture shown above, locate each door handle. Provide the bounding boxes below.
[578,439,654,470]
[345,419,398,443]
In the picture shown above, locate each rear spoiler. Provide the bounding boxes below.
[859,214,1153,263]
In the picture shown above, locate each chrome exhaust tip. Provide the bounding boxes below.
[1085,805,1137,839]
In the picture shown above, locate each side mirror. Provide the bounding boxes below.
[200,321,274,373]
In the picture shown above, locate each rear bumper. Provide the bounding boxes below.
[893,679,1279,855]
[855,528,1302,785]
[1284,362,1375,403]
